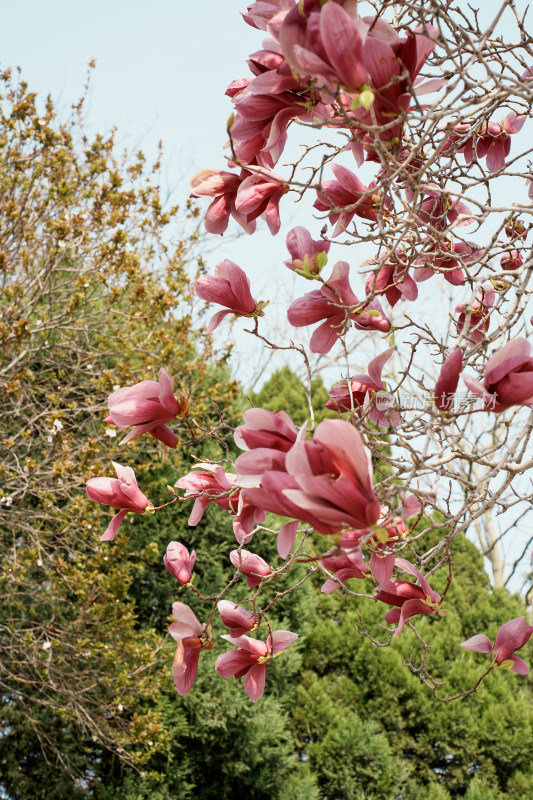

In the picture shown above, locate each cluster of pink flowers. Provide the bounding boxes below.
[84,1,533,707]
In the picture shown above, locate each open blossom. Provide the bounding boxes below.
[283,419,381,532]
[163,541,196,586]
[86,462,151,542]
[234,407,299,487]
[504,218,527,241]
[320,547,369,594]
[314,165,390,236]
[375,558,442,635]
[462,337,533,412]
[176,464,265,542]
[190,168,256,235]
[476,112,526,172]
[234,169,287,235]
[454,285,495,346]
[168,602,214,696]
[435,349,463,412]
[215,630,298,702]
[287,261,390,355]
[105,368,187,448]
[325,348,401,427]
[284,226,330,279]
[365,250,418,307]
[217,600,258,637]
[195,260,266,333]
[440,122,476,164]
[500,250,523,272]
[230,549,272,588]
[461,616,533,674]
[415,185,473,232]
[414,239,483,286]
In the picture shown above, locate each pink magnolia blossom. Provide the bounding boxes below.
[283,418,381,532]
[440,122,476,164]
[365,250,418,307]
[320,546,369,593]
[504,218,527,241]
[287,261,390,354]
[527,177,533,200]
[314,164,390,236]
[234,169,287,235]
[500,250,523,272]
[217,600,258,636]
[86,462,151,542]
[190,168,256,235]
[105,368,187,448]
[476,112,526,173]
[415,184,473,232]
[461,337,533,412]
[435,349,463,412]
[231,79,330,167]
[230,548,273,588]
[284,226,330,279]
[195,260,265,333]
[243,469,340,536]
[168,602,214,696]
[235,407,299,486]
[414,239,483,286]
[241,0,293,31]
[375,557,442,635]
[454,284,495,346]
[461,616,533,674]
[325,348,401,427]
[175,464,265,542]
[163,541,196,586]
[176,464,238,525]
[215,629,298,702]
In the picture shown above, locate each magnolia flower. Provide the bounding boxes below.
[284,226,330,279]
[86,462,151,542]
[105,368,187,448]
[434,349,463,412]
[500,250,523,272]
[462,337,533,412]
[476,112,526,173]
[230,549,272,587]
[365,250,418,307]
[287,261,390,354]
[163,541,196,586]
[461,616,533,674]
[168,602,214,696]
[375,558,442,635]
[195,260,265,333]
[176,464,266,543]
[325,348,401,427]
[283,418,381,532]
[234,169,287,235]
[441,122,476,164]
[217,600,258,636]
[314,165,388,236]
[190,168,256,235]
[234,407,299,487]
[215,630,298,702]
[454,285,495,346]
[320,547,369,593]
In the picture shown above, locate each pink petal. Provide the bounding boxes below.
[269,630,298,654]
[170,601,202,637]
[460,633,493,654]
[100,509,128,542]
[509,655,529,675]
[244,662,266,702]
[277,520,299,558]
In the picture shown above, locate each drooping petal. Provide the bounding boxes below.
[100,509,128,542]
[244,662,267,702]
